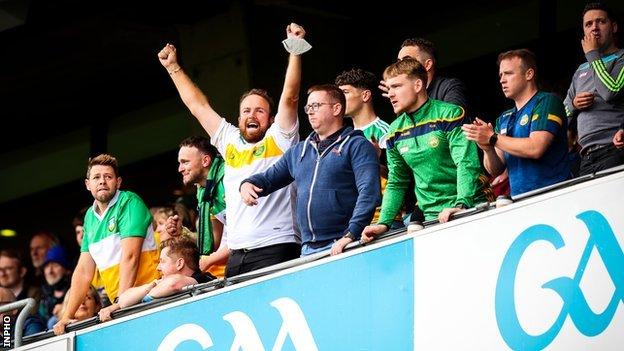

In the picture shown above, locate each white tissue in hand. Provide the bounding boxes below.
[282,37,312,55]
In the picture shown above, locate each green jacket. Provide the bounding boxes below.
[378,99,489,223]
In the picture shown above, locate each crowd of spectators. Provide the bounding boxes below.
[1,2,622,342]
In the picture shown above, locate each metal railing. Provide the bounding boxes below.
[19,165,624,347]
[1,297,37,348]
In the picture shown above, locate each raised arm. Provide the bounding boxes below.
[275,23,307,131]
[158,44,222,137]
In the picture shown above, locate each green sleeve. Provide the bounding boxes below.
[119,194,152,239]
[447,126,483,208]
[586,50,624,100]
[80,214,91,253]
[378,144,411,226]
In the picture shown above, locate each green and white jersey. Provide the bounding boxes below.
[357,117,390,143]
[357,116,392,223]
[82,190,160,301]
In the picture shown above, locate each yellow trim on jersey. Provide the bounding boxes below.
[394,110,465,134]
[531,114,539,121]
[547,114,563,126]
[224,136,284,169]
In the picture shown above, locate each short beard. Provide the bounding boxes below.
[95,190,115,204]
[241,128,266,143]
[183,175,201,186]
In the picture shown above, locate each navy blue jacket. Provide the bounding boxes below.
[245,127,380,244]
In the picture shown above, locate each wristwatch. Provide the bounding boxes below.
[343,232,357,241]
[489,133,499,146]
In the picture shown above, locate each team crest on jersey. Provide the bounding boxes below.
[520,114,529,126]
[227,150,235,160]
[108,217,117,232]
[428,136,440,148]
[253,145,265,157]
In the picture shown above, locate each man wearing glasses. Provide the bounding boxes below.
[0,250,40,303]
[240,84,380,256]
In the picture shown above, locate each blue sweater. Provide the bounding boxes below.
[245,127,380,244]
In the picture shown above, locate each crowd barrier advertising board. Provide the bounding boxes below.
[414,173,623,350]
[75,239,415,350]
[23,172,623,350]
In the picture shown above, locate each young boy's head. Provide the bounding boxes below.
[157,236,199,276]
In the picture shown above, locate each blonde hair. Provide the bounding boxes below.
[60,286,102,321]
[383,57,427,85]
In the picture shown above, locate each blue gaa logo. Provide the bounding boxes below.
[495,210,623,350]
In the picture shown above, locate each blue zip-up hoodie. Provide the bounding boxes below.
[244,127,380,244]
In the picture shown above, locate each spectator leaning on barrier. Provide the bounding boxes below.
[53,154,160,335]
[379,37,470,225]
[99,236,213,321]
[564,2,624,175]
[241,84,380,256]
[361,58,492,243]
[158,23,310,277]
[462,49,570,196]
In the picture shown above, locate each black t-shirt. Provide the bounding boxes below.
[191,271,216,284]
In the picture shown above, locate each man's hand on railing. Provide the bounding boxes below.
[360,224,388,244]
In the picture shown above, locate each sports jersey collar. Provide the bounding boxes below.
[513,91,540,116]
[91,189,120,221]
[499,92,541,135]
[400,98,431,123]
[356,117,382,131]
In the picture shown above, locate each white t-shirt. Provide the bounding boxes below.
[212,117,300,249]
